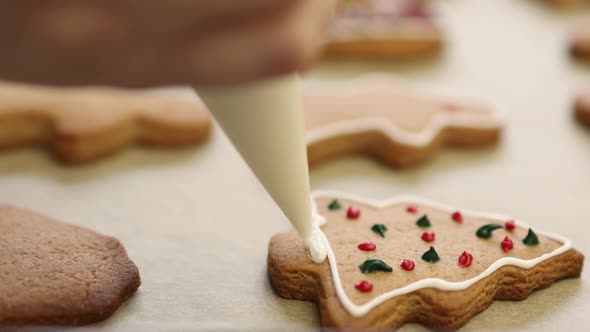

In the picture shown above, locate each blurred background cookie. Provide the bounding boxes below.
[570,21,590,59]
[303,78,503,168]
[574,89,590,126]
[0,81,211,164]
[544,0,585,9]
[322,0,443,59]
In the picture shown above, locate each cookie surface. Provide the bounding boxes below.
[575,90,590,127]
[268,192,584,329]
[0,81,211,164]
[545,0,583,8]
[323,0,443,58]
[302,79,503,168]
[570,22,590,59]
[0,206,141,326]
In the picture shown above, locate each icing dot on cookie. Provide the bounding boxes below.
[400,259,415,271]
[354,280,373,293]
[406,205,418,214]
[452,211,463,223]
[358,241,376,251]
[505,220,516,231]
[346,206,361,219]
[415,215,431,228]
[359,258,393,274]
[421,247,440,263]
[328,199,342,210]
[371,224,388,238]
[523,228,540,246]
[442,101,459,111]
[401,4,431,20]
[476,223,503,239]
[421,231,435,243]
[458,251,473,268]
[501,236,514,253]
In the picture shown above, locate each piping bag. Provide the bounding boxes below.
[198,74,327,263]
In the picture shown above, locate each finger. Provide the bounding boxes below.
[171,0,337,86]
[123,0,302,36]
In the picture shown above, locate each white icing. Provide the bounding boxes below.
[303,75,506,148]
[330,0,443,41]
[311,200,327,227]
[306,225,329,264]
[310,190,573,318]
[199,75,327,264]
[305,198,329,263]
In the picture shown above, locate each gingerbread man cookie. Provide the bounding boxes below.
[0,205,140,326]
[303,78,503,168]
[268,192,584,330]
[324,0,443,59]
[0,81,211,164]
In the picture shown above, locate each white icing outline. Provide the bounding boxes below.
[306,202,328,263]
[310,190,573,318]
[303,75,506,148]
[329,0,445,42]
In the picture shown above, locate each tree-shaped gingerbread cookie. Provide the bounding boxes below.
[268,192,583,329]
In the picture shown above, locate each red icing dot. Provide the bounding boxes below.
[442,101,459,111]
[355,280,373,292]
[400,259,415,271]
[421,231,435,243]
[401,4,431,19]
[406,205,418,214]
[452,211,463,223]
[505,220,516,231]
[346,206,360,219]
[458,251,473,268]
[501,236,514,253]
[358,241,376,251]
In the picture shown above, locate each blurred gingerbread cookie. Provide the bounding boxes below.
[302,78,503,168]
[570,21,590,59]
[0,81,211,164]
[323,0,443,59]
[545,0,584,8]
[574,89,590,126]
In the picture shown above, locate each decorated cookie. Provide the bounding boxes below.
[268,192,584,329]
[302,79,504,168]
[0,81,211,164]
[0,205,140,326]
[575,90,590,127]
[323,0,443,59]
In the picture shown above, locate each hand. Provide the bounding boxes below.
[0,0,336,87]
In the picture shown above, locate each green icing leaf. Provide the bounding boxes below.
[358,258,393,274]
[476,223,503,239]
[523,228,540,246]
[421,246,440,263]
[371,223,388,238]
[328,199,342,210]
[416,215,431,228]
